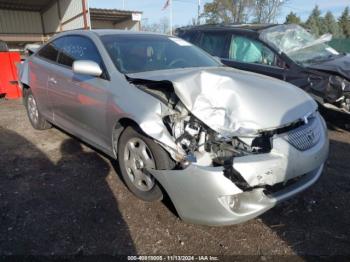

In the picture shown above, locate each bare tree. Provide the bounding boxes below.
[202,0,254,24]
[254,0,288,23]
[142,17,170,34]
[202,0,287,24]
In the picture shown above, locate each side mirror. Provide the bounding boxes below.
[276,56,288,69]
[24,44,40,56]
[73,60,102,77]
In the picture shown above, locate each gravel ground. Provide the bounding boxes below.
[0,99,349,257]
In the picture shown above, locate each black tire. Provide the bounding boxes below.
[0,40,8,52]
[24,88,51,130]
[117,126,174,201]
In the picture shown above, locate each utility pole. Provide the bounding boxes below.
[122,0,125,9]
[197,0,201,25]
[170,0,173,35]
[162,0,173,35]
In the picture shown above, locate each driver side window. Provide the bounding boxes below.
[229,35,279,67]
[57,36,103,68]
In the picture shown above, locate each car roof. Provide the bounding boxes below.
[45,29,180,47]
[92,29,167,36]
[55,29,168,38]
[176,23,278,34]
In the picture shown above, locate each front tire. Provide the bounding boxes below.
[24,88,51,130]
[117,126,174,202]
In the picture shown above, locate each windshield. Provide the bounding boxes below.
[260,24,340,66]
[100,34,221,74]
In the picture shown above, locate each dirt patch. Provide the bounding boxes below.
[1,99,349,256]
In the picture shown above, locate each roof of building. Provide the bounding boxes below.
[0,2,143,14]
[90,8,143,23]
[0,0,52,11]
[90,7,142,15]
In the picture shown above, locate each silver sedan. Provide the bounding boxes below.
[20,30,329,226]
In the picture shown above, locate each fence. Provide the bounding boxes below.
[329,38,350,53]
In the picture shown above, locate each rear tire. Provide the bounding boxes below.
[117,125,174,202]
[24,88,51,130]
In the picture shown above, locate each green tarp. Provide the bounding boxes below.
[329,39,350,53]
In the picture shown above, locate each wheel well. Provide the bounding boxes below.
[112,118,139,158]
[22,83,30,98]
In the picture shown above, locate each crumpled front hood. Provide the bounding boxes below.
[308,54,350,81]
[128,67,317,136]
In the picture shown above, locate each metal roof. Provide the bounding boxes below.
[90,8,142,15]
[0,0,54,11]
[90,8,143,23]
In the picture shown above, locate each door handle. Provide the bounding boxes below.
[48,77,57,85]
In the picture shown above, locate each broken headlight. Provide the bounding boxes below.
[337,77,350,92]
[342,79,350,92]
[329,75,350,92]
[329,76,350,112]
[210,135,272,166]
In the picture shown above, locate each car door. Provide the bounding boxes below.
[220,34,287,81]
[31,39,63,121]
[48,35,111,151]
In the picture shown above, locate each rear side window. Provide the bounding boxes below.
[58,36,103,68]
[38,39,63,62]
[199,32,227,58]
[179,31,198,44]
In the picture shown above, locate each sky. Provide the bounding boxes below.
[88,0,350,26]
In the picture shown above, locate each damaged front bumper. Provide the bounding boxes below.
[148,116,329,226]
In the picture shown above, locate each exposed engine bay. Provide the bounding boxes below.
[162,100,273,166]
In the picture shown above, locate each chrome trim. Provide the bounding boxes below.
[282,116,321,151]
